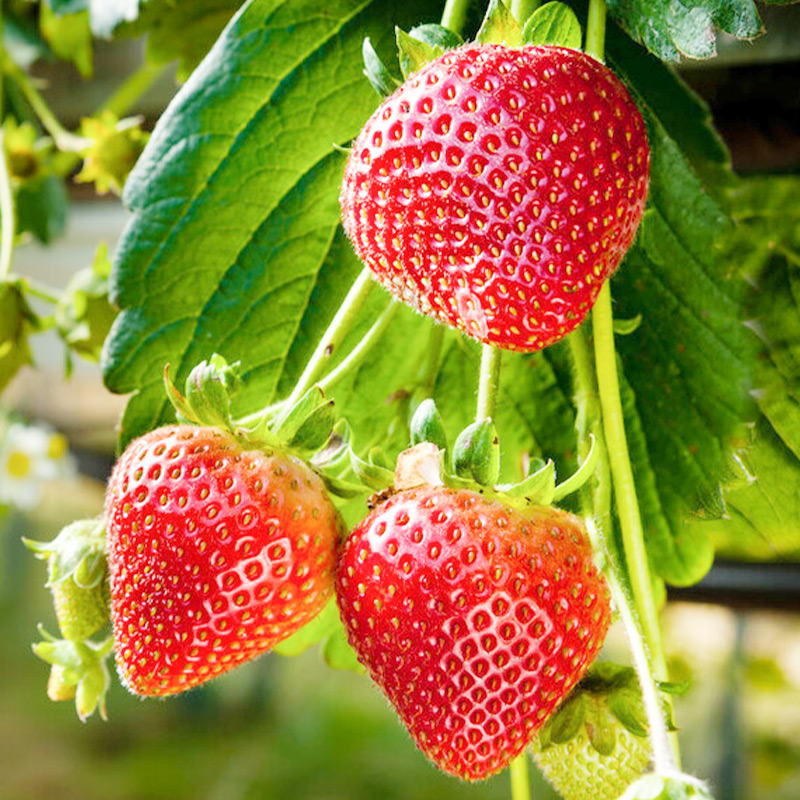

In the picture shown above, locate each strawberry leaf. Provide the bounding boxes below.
[104,0,442,450]
[605,0,763,61]
[680,176,800,561]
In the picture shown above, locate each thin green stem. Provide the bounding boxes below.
[21,278,61,304]
[585,0,607,61]
[569,325,679,775]
[592,285,664,673]
[0,53,90,152]
[281,269,375,413]
[98,62,167,119]
[317,300,399,393]
[585,518,677,774]
[509,754,531,800]
[418,324,445,397]
[0,131,15,281]
[441,0,471,34]
[475,344,501,422]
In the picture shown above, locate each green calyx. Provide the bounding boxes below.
[24,517,110,642]
[164,353,349,491]
[32,626,113,722]
[361,24,463,97]
[359,2,585,101]
[536,663,650,756]
[349,399,597,509]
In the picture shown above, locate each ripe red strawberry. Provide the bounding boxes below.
[336,486,611,780]
[341,44,649,351]
[105,425,343,696]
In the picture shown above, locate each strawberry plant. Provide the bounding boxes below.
[2,1,800,799]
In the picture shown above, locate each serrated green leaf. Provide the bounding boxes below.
[476,0,523,45]
[103,0,441,450]
[522,2,582,49]
[605,0,763,61]
[680,175,800,561]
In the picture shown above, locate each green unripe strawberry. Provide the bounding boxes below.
[531,663,652,800]
[25,518,110,641]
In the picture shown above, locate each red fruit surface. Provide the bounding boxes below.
[106,425,342,696]
[336,487,611,780]
[341,44,649,351]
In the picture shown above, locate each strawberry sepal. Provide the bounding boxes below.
[33,627,113,721]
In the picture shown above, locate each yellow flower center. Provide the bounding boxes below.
[6,450,32,478]
[47,433,68,461]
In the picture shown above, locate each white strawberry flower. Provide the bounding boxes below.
[0,420,77,510]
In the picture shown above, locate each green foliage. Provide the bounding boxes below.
[103,0,444,450]
[604,33,758,586]
[604,0,763,61]
[119,0,245,81]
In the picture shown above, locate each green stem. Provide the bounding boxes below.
[569,325,679,775]
[585,0,607,61]
[509,754,531,800]
[317,299,399,393]
[418,324,445,398]
[475,344,501,422]
[97,62,166,119]
[281,268,375,413]
[592,285,664,672]
[22,278,61,304]
[0,52,90,152]
[441,0,471,34]
[0,131,15,281]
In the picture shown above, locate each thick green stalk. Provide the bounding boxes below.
[475,344,501,422]
[509,754,531,800]
[441,0,471,34]
[582,0,681,771]
[281,269,375,413]
[569,326,678,773]
[592,285,665,674]
[584,0,607,61]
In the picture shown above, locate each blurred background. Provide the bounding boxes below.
[2,2,800,799]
